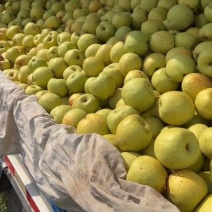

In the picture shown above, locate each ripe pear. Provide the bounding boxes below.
[154,127,201,170]
[121,152,141,171]
[103,134,117,147]
[116,114,152,152]
[121,78,155,113]
[199,127,212,159]
[62,108,87,129]
[118,52,142,76]
[151,67,180,94]
[150,30,174,54]
[194,194,212,212]
[141,139,156,159]
[187,152,205,173]
[142,115,164,139]
[107,105,138,134]
[163,4,194,30]
[124,70,149,85]
[188,123,208,141]
[38,92,62,113]
[158,91,195,126]
[198,171,212,194]
[166,54,196,83]
[126,155,168,193]
[166,46,192,63]
[96,108,112,119]
[195,88,212,120]
[89,72,116,100]
[77,113,110,136]
[181,73,212,102]
[124,31,149,57]
[166,170,208,212]
[50,105,72,124]
[197,48,212,78]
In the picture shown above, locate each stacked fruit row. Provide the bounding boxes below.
[0,0,212,211]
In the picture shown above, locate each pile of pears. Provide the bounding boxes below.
[1,0,212,211]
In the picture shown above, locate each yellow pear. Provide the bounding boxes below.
[126,155,168,193]
[166,170,208,212]
[77,113,110,135]
[194,194,212,212]
[154,127,201,170]
[116,114,152,152]
[121,151,141,170]
[158,91,195,126]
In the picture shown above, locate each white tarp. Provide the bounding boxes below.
[0,71,180,212]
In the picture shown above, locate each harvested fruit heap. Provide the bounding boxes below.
[0,0,212,211]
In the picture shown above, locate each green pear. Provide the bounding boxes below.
[109,41,125,63]
[188,123,208,140]
[63,65,82,80]
[121,152,141,171]
[126,155,168,193]
[77,113,110,135]
[102,134,117,147]
[118,52,142,76]
[142,52,166,77]
[82,56,105,77]
[141,19,165,38]
[48,57,68,79]
[193,41,212,62]
[151,67,180,94]
[140,0,158,12]
[166,54,196,83]
[77,33,99,53]
[121,78,155,113]
[197,48,212,78]
[96,108,112,119]
[89,72,116,100]
[108,88,122,109]
[124,70,149,85]
[187,152,205,173]
[25,84,43,95]
[198,23,212,42]
[62,108,87,129]
[174,32,197,50]
[102,63,124,88]
[148,7,168,21]
[158,91,195,126]
[116,114,152,152]
[142,116,165,139]
[72,93,100,113]
[195,13,209,28]
[154,127,201,170]
[38,92,62,113]
[199,127,212,159]
[124,31,149,57]
[198,171,212,194]
[85,43,101,58]
[50,105,72,124]
[66,72,88,94]
[107,105,139,134]
[47,78,69,98]
[163,4,194,30]
[32,67,54,89]
[150,30,175,54]
[195,88,212,120]
[194,194,212,212]
[131,8,147,30]
[166,46,192,63]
